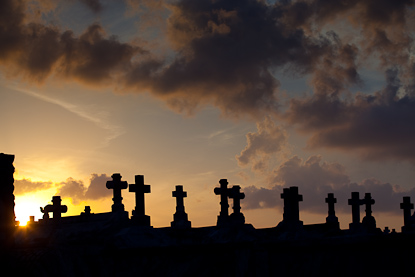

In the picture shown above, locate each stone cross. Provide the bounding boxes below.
[281,187,303,223]
[361,193,376,229]
[400,196,413,228]
[106,173,128,212]
[171,185,191,228]
[348,192,363,225]
[129,175,151,226]
[40,196,68,220]
[229,185,245,225]
[214,179,232,226]
[173,185,187,213]
[325,193,338,223]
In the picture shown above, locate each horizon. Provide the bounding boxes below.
[1,0,415,231]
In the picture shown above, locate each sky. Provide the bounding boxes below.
[1,0,415,230]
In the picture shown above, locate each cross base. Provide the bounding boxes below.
[111,203,125,213]
[171,212,191,229]
[216,214,230,227]
[276,220,303,232]
[131,213,151,226]
[349,222,363,232]
[326,214,339,223]
[229,213,245,225]
[362,215,376,230]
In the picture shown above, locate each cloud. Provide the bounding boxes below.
[285,69,415,162]
[0,1,142,84]
[14,179,54,195]
[242,155,415,215]
[79,0,103,13]
[57,173,112,204]
[236,116,287,172]
[2,0,415,162]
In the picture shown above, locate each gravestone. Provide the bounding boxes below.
[129,175,151,226]
[325,193,338,223]
[40,196,68,220]
[229,185,245,225]
[277,187,303,230]
[348,192,364,230]
[361,193,376,230]
[81,206,92,217]
[0,153,15,247]
[106,173,128,212]
[171,185,191,228]
[214,179,232,226]
[400,196,414,232]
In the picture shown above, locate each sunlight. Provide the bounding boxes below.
[14,193,51,225]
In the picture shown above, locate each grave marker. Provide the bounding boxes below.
[171,185,191,228]
[400,196,414,232]
[229,185,245,225]
[106,173,128,212]
[214,179,232,226]
[129,175,151,226]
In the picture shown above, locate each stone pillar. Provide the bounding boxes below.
[0,153,16,247]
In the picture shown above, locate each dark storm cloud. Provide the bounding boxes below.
[0,0,140,84]
[1,0,415,160]
[243,155,415,215]
[286,69,415,162]
[57,173,112,204]
[79,0,103,13]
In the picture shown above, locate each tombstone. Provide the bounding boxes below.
[171,185,191,228]
[400,196,414,232]
[229,185,245,225]
[348,192,364,230]
[277,187,303,230]
[106,173,128,212]
[129,175,151,226]
[325,193,338,224]
[214,179,232,226]
[0,153,16,247]
[40,196,68,220]
[81,206,92,216]
[361,193,376,230]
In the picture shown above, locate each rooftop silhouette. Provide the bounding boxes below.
[1,153,415,276]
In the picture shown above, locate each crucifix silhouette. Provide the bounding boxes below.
[401,196,414,231]
[129,175,151,226]
[214,179,232,226]
[171,185,191,228]
[325,193,338,223]
[106,173,128,212]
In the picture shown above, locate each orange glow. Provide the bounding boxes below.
[14,191,54,224]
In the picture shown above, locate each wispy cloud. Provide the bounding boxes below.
[8,85,124,147]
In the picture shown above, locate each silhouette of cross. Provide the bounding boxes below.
[51,196,67,219]
[129,175,151,217]
[281,187,303,222]
[400,196,414,227]
[173,185,187,213]
[214,179,232,218]
[106,173,128,212]
[363,193,375,217]
[325,193,338,223]
[348,192,364,224]
[229,185,245,215]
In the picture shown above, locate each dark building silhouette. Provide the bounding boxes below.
[0,153,15,247]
